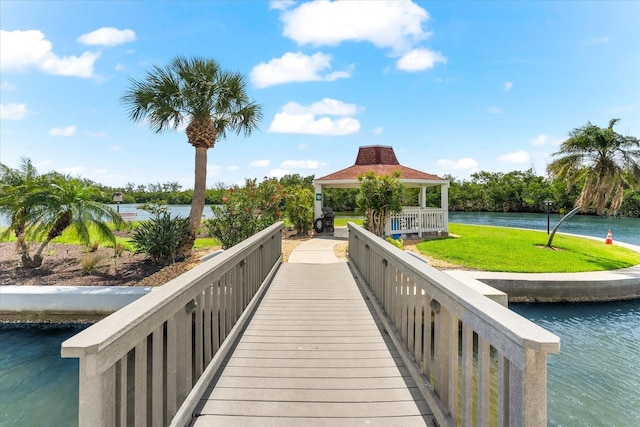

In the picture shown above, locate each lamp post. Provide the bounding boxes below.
[544,199,553,234]
[113,192,123,213]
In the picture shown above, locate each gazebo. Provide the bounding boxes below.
[313,145,450,237]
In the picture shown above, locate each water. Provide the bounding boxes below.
[512,301,640,427]
[0,212,638,425]
[0,323,88,427]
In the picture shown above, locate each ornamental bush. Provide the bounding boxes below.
[131,204,191,265]
[205,178,285,249]
[285,185,314,235]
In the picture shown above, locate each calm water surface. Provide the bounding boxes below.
[0,211,638,426]
[0,323,87,427]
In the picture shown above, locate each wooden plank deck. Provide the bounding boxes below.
[191,263,435,426]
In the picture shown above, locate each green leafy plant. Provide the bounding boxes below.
[205,178,284,249]
[285,185,314,235]
[131,205,191,265]
[385,236,403,249]
[357,171,404,237]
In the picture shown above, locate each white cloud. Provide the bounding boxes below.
[396,48,446,72]
[1,81,17,91]
[283,98,359,116]
[486,106,503,115]
[250,160,271,167]
[281,160,323,169]
[0,103,29,120]
[437,158,478,170]
[269,0,295,11]
[251,52,351,88]
[227,165,240,171]
[58,166,86,175]
[529,134,549,147]
[269,168,290,178]
[529,133,562,147]
[84,130,107,138]
[78,27,136,46]
[49,126,76,136]
[207,165,222,177]
[497,150,530,164]
[269,98,361,136]
[605,104,634,114]
[115,62,126,71]
[0,30,99,78]
[280,1,430,52]
[298,143,308,150]
[504,82,513,91]
[110,145,122,152]
[373,127,384,135]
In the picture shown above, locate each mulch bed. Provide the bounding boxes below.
[0,242,166,287]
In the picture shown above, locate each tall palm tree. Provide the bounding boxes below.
[548,118,640,215]
[121,56,263,253]
[23,175,123,268]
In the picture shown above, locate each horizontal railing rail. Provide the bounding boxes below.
[387,208,447,236]
[348,223,560,427]
[62,222,283,427]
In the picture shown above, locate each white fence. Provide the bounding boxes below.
[348,223,560,426]
[387,208,447,237]
[62,222,283,426]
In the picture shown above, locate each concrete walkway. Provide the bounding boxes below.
[287,237,345,264]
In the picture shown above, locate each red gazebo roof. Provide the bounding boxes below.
[316,145,445,182]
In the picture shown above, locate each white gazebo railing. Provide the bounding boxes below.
[386,208,448,237]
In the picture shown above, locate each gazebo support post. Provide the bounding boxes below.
[314,184,323,220]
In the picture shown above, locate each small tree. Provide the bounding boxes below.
[357,171,404,237]
[285,185,314,235]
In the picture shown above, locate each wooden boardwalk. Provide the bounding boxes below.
[191,262,435,426]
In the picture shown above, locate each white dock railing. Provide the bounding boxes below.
[62,222,283,427]
[387,207,447,237]
[348,223,560,427]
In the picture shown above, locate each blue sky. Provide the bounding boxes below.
[1,0,639,189]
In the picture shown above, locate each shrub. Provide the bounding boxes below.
[205,178,285,249]
[87,241,100,252]
[385,236,403,249]
[80,254,104,275]
[285,185,314,235]
[131,205,191,265]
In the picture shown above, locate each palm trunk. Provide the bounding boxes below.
[185,146,208,255]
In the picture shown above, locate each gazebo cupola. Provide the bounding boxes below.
[313,145,450,237]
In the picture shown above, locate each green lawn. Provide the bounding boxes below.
[415,223,640,273]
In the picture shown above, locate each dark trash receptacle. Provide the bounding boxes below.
[322,207,335,231]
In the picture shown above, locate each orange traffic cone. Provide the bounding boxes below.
[605,229,613,244]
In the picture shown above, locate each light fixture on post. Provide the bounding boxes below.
[544,199,553,234]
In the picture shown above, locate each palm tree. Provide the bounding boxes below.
[548,118,640,215]
[23,175,123,268]
[0,157,41,255]
[121,56,263,254]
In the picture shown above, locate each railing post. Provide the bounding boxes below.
[78,359,116,426]
[511,348,550,425]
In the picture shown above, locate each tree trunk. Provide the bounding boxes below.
[185,146,208,255]
[547,206,581,247]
